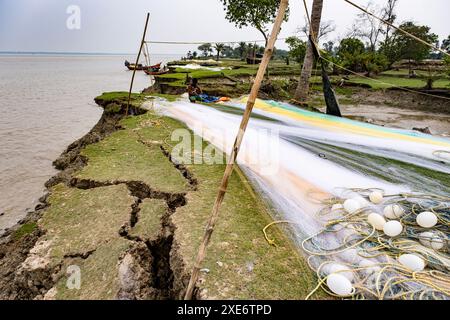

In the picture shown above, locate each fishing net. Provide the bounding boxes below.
[300,190,450,299]
[153,97,450,300]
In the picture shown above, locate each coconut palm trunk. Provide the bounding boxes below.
[294,0,324,103]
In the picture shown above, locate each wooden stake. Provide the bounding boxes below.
[126,13,150,116]
[184,0,290,300]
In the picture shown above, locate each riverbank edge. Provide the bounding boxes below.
[0,95,145,299]
[0,92,325,300]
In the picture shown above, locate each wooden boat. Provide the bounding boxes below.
[125,60,145,71]
[124,60,162,71]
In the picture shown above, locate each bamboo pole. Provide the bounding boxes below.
[126,13,150,116]
[184,0,290,300]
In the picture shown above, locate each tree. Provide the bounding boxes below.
[380,0,398,43]
[214,43,225,61]
[285,36,307,63]
[221,0,289,47]
[350,0,398,52]
[441,35,450,53]
[299,19,336,41]
[335,38,387,76]
[294,0,323,103]
[360,52,388,76]
[198,43,213,58]
[380,21,438,74]
[337,38,365,72]
[222,45,235,58]
[350,2,382,52]
[237,42,248,59]
[323,41,335,55]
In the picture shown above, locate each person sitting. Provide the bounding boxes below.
[187,78,202,103]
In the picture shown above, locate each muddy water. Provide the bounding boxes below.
[0,54,179,234]
[320,104,450,136]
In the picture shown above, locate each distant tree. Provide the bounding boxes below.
[441,35,450,53]
[299,19,336,41]
[192,51,198,59]
[380,0,398,43]
[214,43,225,61]
[380,21,438,75]
[360,52,389,76]
[221,0,289,47]
[337,38,365,61]
[237,42,248,59]
[323,41,335,55]
[273,48,289,60]
[198,43,213,58]
[350,2,382,52]
[350,0,398,52]
[222,45,235,58]
[186,51,193,60]
[336,37,388,75]
[285,36,307,63]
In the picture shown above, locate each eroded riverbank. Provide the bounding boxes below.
[0,93,325,300]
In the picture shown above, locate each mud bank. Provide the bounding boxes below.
[0,92,323,300]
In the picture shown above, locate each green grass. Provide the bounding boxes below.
[76,119,189,194]
[13,222,38,240]
[40,184,133,264]
[129,199,167,242]
[381,68,448,78]
[31,96,328,300]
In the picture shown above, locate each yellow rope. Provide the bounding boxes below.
[263,220,297,247]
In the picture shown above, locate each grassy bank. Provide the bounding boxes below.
[146,59,450,115]
[0,92,326,300]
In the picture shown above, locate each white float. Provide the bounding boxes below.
[353,196,369,207]
[416,211,438,228]
[369,191,384,204]
[331,203,344,212]
[326,274,354,297]
[398,254,425,272]
[367,213,386,231]
[343,199,361,214]
[327,263,354,281]
[383,220,403,237]
[383,204,405,219]
[419,231,444,250]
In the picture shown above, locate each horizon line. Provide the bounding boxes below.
[0,51,184,56]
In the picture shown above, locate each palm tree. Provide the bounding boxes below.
[214,43,225,61]
[237,42,247,60]
[294,0,324,103]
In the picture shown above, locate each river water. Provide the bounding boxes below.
[0,53,180,234]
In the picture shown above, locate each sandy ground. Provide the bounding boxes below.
[319,103,450,137]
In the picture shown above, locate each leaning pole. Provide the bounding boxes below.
[184,0,290,300]
[126,13,150,116]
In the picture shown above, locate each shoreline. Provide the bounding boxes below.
[0,95,139,299]
[0,91,323,300]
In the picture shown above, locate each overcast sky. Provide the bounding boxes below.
[0,0,448,54]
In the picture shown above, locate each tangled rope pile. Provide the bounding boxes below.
[300,189,450,300]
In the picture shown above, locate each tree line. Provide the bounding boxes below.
[185,42,288,61]
[285,0,449,78]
